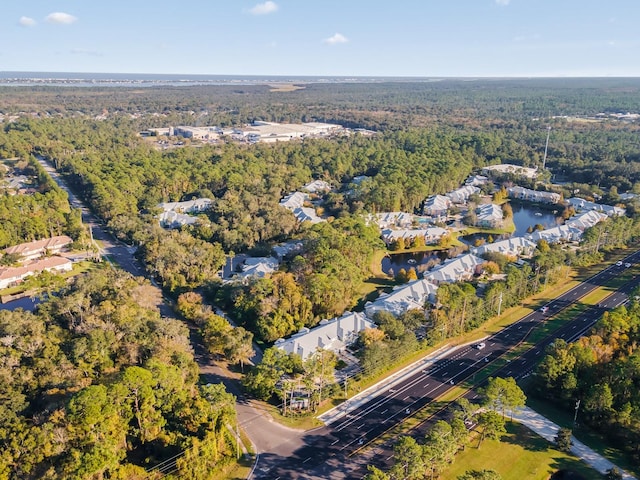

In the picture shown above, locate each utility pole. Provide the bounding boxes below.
[573,399,581,428]
[497,291,504,317]
[542,126,551,170]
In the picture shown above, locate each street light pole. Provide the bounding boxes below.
[573,399,581,428]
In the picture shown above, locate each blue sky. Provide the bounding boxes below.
[2,0,639,76]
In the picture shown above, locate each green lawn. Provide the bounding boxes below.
[441,422,602,480]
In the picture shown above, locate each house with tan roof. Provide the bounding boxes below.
[4,235,73,262]
[0,256,72,289]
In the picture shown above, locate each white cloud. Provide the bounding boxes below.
[249,1,278,15]
[19,16,37,27]
[324,33,348,45]
[45,12,78,25]
[495,0,511,5]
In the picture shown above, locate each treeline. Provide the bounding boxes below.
[0,269,239,479]
[534,297,640,467]
[3,78,640,128]
[0,156,83,249]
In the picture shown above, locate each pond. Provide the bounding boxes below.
[0,296,40,312]
[511,203,564,236]
[381,250,449,276]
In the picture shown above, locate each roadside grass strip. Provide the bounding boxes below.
[441,422,603,480]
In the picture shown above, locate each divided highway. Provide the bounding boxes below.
[253,251,640,480]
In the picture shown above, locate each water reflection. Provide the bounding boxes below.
[511,203,563,236]
[0,296,40,312]
[381,251,449,276]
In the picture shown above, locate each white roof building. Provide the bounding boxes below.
[158,210,200,229]
[423,195,451,216]
[280,191,308,210]
[381,227,448,245]
[374,212,415,229]
[274,311,375,361]
[507,186,561,204]
[482,164,538,179]
[566,210,608,231]
[446,185,479,204]
[272,241,304,260]
[567,198,626,217]
[472,237,537,258]
[158,198,212,213]
[528,225,582,244]
[475,203,504,227]
[232,257,279,281]
[465,175,489,187]
[424,254,485,285]
[365,278,439,318]
[303,180,332,193]
[293,207,323,224]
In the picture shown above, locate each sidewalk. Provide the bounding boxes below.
[318,340,479,425]
[512,407,637,480]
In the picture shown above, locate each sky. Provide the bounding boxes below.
[1,0,639,77]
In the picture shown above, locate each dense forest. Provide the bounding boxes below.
[0,269,238,479]
[534,296,640,465]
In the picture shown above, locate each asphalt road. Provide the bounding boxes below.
[254,250,640,479]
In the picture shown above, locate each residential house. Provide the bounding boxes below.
[567,198,626,217]
[482,164,538,179]
[303,180,332,194]
[446,186,479,205]
[158,210,200,229]
[272,241,304,260]
[465,175,489,187]
[423,195,451,219]
[231,257,279,282]
[274,312,376,361]
[475,203,504,228]
[365,278,438,318]
[507,186,561,204]
[424,254,485,285]
[280,191,308,210]
[158,198,212,213]
[528,225,582,244]
[381,227,448,246]
[4,235,73,262]
[293,207,323,224]
[374,212,415,229]
[0,256,72,289]
[566,210,608,231]
[472,237,537,258]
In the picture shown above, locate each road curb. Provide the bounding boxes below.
[318,338,487,425]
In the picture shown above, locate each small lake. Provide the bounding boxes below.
[0,296,40,312]
[381,251,449,276]
[511,203,564,236]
